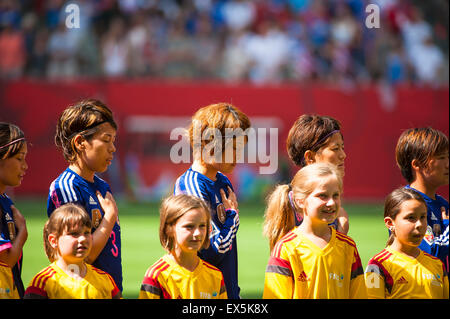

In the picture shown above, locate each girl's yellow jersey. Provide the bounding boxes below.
[365,247,449,299]
[139,254,227,299]
[263,227,367,299]
[24,262,119,299]
[0,261,19,299]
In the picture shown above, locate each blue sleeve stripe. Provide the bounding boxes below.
[212,214,240,253]
[192,172,203,199]
[184,170,198,197]
[58,172,78,203]
[68,174,78,201]
[434,226,449,246]
[58,173,68,203]
[184,170,207,201]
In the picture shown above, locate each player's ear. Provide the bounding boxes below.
[304,150,316,165]
[411,159,422,171]
[384,217,394,231]
[73,134,87,151]
[48,233,58,249]
[295,196,305,210]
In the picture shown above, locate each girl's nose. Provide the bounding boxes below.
[326,198,335,206]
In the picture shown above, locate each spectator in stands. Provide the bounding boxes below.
[46,21,79,79]
[0,0,447,86]
[0,21,26,79]
[100,16,129,77]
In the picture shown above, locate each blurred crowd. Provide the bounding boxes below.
[0,0,448,86]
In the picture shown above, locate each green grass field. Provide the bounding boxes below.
[17,199,387,299]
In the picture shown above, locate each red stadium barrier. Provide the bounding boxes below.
[1,79,448,201]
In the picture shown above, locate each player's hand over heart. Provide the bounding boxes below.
[220,186,238,213]
[96,191,118,222]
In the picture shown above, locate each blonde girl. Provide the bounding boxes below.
[264,114,349,252]
[263,163,367,299]
[139,194,227,299]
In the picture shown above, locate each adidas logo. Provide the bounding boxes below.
[297,271,310,282]
[89,196,97,205]
[396,276,408,284]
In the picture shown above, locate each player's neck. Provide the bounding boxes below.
[170,251,199,272]
[410,178,437,200]
[69,162,95,183]
[192,161,217,181]
[389,241,421,259]
[298,219,331,248]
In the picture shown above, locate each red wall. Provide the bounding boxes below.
[1,79,448,200]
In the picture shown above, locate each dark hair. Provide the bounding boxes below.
[0,122,26,160]
[286,114,342,167]
[55,99,117,162]
[395,127,448,183]
[384,187,426,246]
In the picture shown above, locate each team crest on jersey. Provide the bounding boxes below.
[215,195,226,224]
[91,209,102,228]
[423,226,434,245]
[4,213,16,241]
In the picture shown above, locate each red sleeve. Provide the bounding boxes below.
[24,286,48,299]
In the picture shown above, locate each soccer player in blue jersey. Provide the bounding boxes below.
[174,103,251,299]
[47,99,122,293]
[0,122,28,298]
[395,127,449,271]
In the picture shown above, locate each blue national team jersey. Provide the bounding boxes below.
[47,168,123,291]
[174,167,240,299]
[405,185,449,270]
[0,193,24,297]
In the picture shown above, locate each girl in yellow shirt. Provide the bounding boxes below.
[139,194,227,299]
[24,203,119,299]
[263,163,367,299]
[365,187,449,299]
[0,261,19,299]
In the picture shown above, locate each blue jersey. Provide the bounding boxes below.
[0,193,24,297]
[405,185,449,270]
[47,168,122,291]
[174,167,240,299]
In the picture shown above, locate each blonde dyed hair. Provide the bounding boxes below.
[44,203,92,262]
[159,194,211,252]
[263,163,343,251]
[187,103,251,162]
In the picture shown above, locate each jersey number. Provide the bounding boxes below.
[110,231,119,257]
